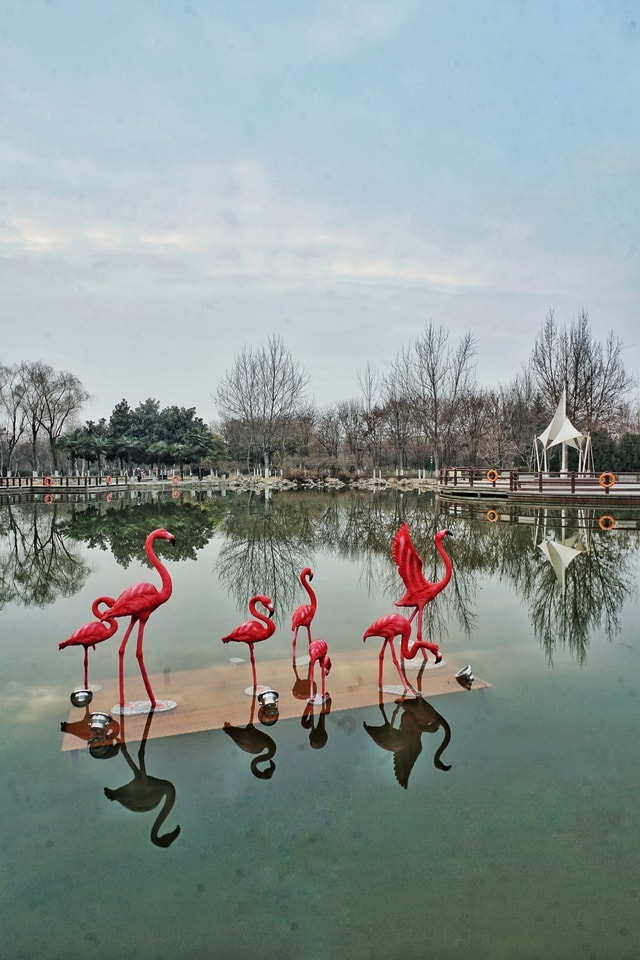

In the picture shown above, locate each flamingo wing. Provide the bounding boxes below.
[392,523,428,593]
[392,731,423,789]
[291,603,313,629]
[105,582,160,618]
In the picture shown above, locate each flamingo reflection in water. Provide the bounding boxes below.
[221,594,276,693]
[223,695,277,780]
[393,524,453,649]
[59,596,119,691]
[102,709,181,848]
[291,566,317,660]
[301,696,332,750]
[363,694,452,788]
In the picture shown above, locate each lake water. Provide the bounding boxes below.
[1,488,638,960]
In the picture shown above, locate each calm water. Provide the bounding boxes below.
[1,488,639,960]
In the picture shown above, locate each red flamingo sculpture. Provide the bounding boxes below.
[59,596,118,690]
[364,613,413,693]
[393,524,453,647]
[222,594,276,692]
[308,638,331,703]
[291,567,317,657]
[100,528,175,710]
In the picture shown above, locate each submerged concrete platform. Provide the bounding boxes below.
[61,647,489,750]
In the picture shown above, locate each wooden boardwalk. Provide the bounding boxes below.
[437,469,640,505]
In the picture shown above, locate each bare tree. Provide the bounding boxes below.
[215,335,309,475]
[18,362,89,472]
[405,323,477,472]
[314,405,343,460]
[529,309,633,433]
[0,364,28,475]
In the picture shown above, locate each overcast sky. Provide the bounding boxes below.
[1,1,638,425]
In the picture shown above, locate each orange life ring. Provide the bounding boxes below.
[486,469,499,483]
[171,489,181,499]
[598,514,615,531]
[598,471,616,489]
[486,509,499,523]
[43,476,53,486]
[172,475,180,484]
[105,476,112,485]
[44,493,54,504]
[106,492,112,503]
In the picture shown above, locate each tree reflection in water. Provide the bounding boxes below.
[2,490,637,666]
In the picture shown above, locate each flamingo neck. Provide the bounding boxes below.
[145,533,173,600]
[302,571,317,608]
[435,537,453,589]
[248,598,270,625]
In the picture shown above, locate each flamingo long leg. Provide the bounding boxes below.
[248,644,257,692]
[83,647,90,689]
[388,639,413,694]
[118,619,137,707]
[135,619,157,708]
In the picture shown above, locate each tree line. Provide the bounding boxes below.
[2,310,639,478]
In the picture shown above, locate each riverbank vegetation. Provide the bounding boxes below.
[2,311,639,477]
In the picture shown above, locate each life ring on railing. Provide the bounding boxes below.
[44,493,54,504]
[43,476,53,487]
[486,509,499,523]
[486,469,499,483]
[598,514,616,531]
[172,475,180,484]
[105,476,112,485]
[598,471,616,489]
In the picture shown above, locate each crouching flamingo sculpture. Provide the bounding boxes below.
[291,567,317,659]
[363,613,436,694]
[100,528,176,714]
[222,594,276,693]
[308,638,331,704]
[393,524,453,646]
[59,596,119,693]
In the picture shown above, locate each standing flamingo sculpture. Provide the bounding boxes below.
[290,567,317,659]
[221,594,275,693]
[100,528,176,713]
[59,596,119,693]
[392,524,453,647]
[307,638,331,704]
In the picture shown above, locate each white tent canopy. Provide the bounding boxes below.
[534,388,593,474]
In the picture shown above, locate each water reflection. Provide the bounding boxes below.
[301,697,331,750]
[0,501,91,608]
[2,491,638,666]
[102,709,181,848]
[363,695,452,789]
[224,695,278,780]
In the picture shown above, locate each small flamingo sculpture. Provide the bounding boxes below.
[363,613,417,694]
[59,596,119,690]
[222,594,276,692]
[308,638,331,704]
[100,528,175,710]
[393,524,453,645]
[291,567,317,658]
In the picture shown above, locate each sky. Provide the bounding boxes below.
[1,0,639,426]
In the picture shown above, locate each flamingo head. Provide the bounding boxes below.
[436,529,452,541]
[301,566,313,581]
[150,528,176,545]
[253,594,275,617]
[324,655,332,675]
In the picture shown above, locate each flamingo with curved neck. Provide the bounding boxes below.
[393,524,453,645]
[222,594,275,692]
[59,596,118,690]
[291,567,317,657]
[308,637,331,703]
[100,528,175,709]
